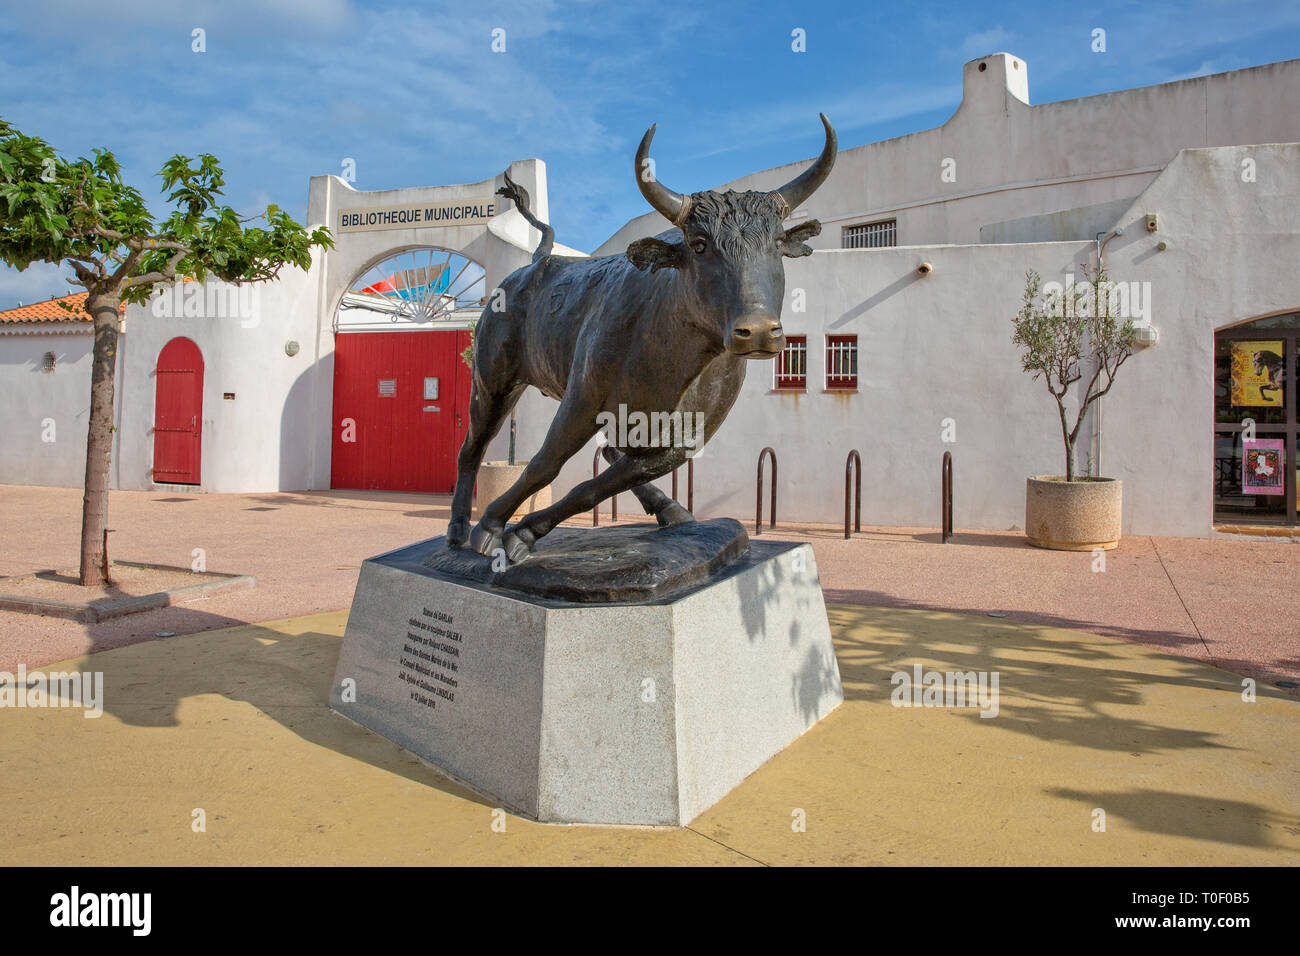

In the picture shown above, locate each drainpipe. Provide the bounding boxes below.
[1088,227,1124,477]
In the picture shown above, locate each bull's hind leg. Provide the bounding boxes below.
[601,446,692,527]
[448,381,525,549]
[503,449,682,562]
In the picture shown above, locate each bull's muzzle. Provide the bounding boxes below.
[726,314,785,357]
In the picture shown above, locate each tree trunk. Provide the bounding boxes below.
[1058,404,1075,483]
[79,293,121,586]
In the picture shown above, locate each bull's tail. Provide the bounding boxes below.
[497,171,554,263]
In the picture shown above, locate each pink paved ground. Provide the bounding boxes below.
[1,485,1296,693]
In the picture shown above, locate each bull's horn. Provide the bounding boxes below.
[635,124,689,226]
[774,113,837,213]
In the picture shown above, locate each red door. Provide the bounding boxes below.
[331,330,472,492]
[153,337,204,485]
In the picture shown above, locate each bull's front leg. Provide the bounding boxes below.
[468,401,600,559]
[505,447,684,562]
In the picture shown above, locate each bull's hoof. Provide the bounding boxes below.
[446,516,470,548]
[469,523,502,557]
[656,501,694,528]
[502,526,536,564]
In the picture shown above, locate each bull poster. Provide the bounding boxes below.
[1242,439,1285,495]
[1230,341,1285,406]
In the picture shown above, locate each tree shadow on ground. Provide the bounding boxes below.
[239,490,455,511]
[827,603,1297,757]
[51,612,490,806]
[828,603,1300,850]
[402,504,453,520]
[906,531,1034,548]
[1049,787,1293,847]
[823,584,1203,653]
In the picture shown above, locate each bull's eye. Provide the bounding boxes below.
[690,237,707,255]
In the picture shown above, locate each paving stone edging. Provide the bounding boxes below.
[0,561,255,623]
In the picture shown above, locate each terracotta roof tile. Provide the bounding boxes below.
[0,292,125,324]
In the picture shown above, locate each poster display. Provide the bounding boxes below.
[1242,439,1285,495]
[1230,341,1285,406]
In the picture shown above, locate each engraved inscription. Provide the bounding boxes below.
[398,606,464,710]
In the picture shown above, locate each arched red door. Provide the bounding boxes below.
[153,337,204,485]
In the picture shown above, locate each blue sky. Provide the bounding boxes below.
[2,0,1299,305]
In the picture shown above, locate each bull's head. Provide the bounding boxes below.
[626,114,837,357]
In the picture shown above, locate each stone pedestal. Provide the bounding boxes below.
[329,525,843,826]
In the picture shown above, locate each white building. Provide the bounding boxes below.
[4,53,1300,538]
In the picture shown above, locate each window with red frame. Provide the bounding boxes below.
[774,335,807,389]
[826,334,858,389]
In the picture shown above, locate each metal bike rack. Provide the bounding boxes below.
[592,447,618,526]
[756,446,777,535]
[942,450,953,543]
[844,449,861,539]
[672,457,695,514]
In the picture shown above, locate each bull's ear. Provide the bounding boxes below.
[779,219,822,258]
[627,237,685,273]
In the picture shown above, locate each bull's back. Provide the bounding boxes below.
[511,253,648,396]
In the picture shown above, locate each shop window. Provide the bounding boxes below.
[1214,312,1300,527]
[774,336,807,390]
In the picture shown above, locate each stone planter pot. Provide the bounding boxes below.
[1025,476,1122,551]
[476,461,551,522]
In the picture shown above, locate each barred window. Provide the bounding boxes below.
[774,335,807,390]
[826,335,858,390]
[842,219,897,249]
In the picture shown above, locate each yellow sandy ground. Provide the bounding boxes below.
[2,605,1296,866]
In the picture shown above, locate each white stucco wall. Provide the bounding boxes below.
[306,160,552,332]
[115,274,324,493]
[0,325,123,488]
[1098,142,1300,537]
[593,55,1300,257]
[106,160,557,494]
[511,143,1300,538]
[980,196,1137,244]
[505,241,1082,534]
[5,57,1298,542]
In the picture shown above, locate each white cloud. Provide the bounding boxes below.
[960,26,1014,59]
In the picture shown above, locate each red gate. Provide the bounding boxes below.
[331,330,472,492]
[153,336,204,485]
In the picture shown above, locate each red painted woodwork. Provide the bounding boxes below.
[153,336,204,485]
[331,330,473,492]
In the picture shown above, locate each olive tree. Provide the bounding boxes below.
[1011,262,1137,482]
[0,118,332,585]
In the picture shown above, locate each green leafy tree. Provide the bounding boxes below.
[0,118,332,585]
[1012,262,1137,482]
[460,321,475,371]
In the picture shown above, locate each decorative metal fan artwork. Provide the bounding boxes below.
[342,248,486,323]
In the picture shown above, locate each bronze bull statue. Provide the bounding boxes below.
[448,115,837,562]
